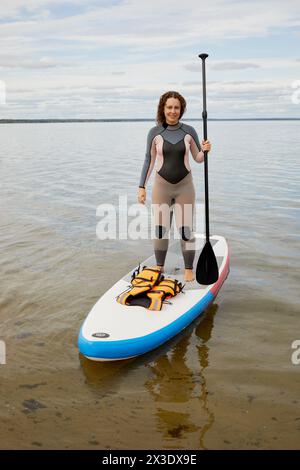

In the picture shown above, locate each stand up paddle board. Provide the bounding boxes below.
[78,234,229,361]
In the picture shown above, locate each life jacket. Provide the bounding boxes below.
[116,266,163,307]
[116,265,184,311]
[145,278,184,311]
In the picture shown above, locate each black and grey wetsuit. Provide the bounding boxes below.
[139,121,204,270]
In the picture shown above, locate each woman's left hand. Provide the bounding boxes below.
[201,139,211,153]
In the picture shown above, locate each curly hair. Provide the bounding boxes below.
[156,91,186,125]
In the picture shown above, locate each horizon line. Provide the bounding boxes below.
[0,117,299,123]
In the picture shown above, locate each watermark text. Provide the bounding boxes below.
[96,195,204,241]
[0,80,6,105]
[291,80,300,105]
[291,340,300,365]
[0,340,6,365]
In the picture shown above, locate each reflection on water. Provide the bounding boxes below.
[79,303,218,449]
[79,354,135,398]
[195,307,216,449]
[145,305,217,449]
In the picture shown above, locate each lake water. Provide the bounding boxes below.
[0,120,299,449]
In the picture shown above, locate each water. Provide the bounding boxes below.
[0,121,299,449]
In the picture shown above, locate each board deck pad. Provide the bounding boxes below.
[123,236,221,290]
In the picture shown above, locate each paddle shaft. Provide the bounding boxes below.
[196,53,219,285]
[199,54,210,243]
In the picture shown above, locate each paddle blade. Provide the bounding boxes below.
[196,241,219,285]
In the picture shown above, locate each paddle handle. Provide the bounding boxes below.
[198,53,210,243]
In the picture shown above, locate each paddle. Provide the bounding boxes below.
[196,53,219,285]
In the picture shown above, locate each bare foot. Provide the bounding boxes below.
[154,265,164,273]
[184,269,195,282]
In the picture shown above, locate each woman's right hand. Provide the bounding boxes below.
[138,187,146,204]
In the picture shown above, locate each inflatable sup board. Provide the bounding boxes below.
[78,234,229,361]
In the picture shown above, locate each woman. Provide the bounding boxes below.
[138,91,211,282]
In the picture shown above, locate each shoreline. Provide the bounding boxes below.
[1,117,300,124]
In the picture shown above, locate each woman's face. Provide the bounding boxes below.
[164,97,181,125]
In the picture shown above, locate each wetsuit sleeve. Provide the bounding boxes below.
[139,127,157,188]
[189,126,204,163]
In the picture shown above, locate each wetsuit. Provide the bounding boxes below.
[139,121,203,269]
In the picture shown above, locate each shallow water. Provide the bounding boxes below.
[0,121,299,449]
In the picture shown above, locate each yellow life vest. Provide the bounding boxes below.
[145,278,184,311]
[116,266,163,306]
[116,266,184,311]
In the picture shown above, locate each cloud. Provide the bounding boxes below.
[1,0,300,54]
[0,0,103,20]
[0,55,69,69]
[184,58,300,72]
[210,62,261,71]
[3,77,295,118]
[1,0,300,118]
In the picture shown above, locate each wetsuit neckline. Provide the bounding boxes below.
[165,121,182,131]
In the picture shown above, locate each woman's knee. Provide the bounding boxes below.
[155,225,169,239]
[180,226,193,242]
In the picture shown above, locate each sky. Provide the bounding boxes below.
[0,0,300,119]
